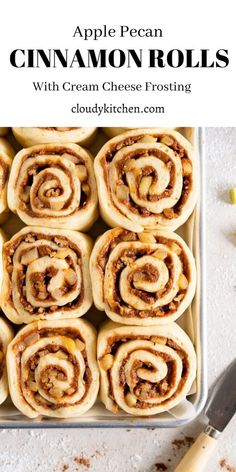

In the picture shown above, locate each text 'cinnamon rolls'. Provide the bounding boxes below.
[12,127,97,147]
[0,317,13,405]
[98,321,196,416]
[95,128,197,232]
[0,138,15,223]
[90,227,196,325]
[8,143,98,231]
[2,227,92,324]
[7,319,99,418]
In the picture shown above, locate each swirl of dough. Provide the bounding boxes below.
[2,226,92,324]
[7,319,99,418]
[8,143,98,231]
[94,128,197,232]
[90,227,196,325]
[98,321,196,416]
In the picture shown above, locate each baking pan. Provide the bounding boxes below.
[0,127,207,428]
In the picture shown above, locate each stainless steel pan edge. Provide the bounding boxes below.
[0,127,207,429]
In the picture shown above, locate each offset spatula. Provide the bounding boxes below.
[175,359,236,472]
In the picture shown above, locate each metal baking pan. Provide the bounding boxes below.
[0,127,207,428]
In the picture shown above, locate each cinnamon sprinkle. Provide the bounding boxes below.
[74,455,90,469]
[172,436,194,450]
[219,458,236,472]
[155,463,168,471]
[61,465,69,472]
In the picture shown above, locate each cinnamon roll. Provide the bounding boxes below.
[2,226,93,324]
[0,317,13,405]
[0,128,9,137]
[12,127,97,147]
[94,128,197,232]
[0,138,15,223]
[98,321,196,416]
[8,143,98,230]
[90,227,196,325]
[7,319,99,418]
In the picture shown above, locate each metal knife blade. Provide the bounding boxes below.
[206,359,236,433]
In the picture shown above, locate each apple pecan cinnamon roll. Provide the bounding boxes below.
[7,319,99,418]
[12,127,97,147]
[0,317,13,405]
[94,128,197,232]
[0,138,15,223]
[2,226,93,324]
[8,143,98,230]
[98,321,196,416]
[90,227,196,325]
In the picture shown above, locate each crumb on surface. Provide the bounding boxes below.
[74,455,90,469]
[92,449,106,458]
[155,463,168,471]
[219,458,236,472]
[151,435,194,469]
[62,465,69,472]
[172,436,194,450]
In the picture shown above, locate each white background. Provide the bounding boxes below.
[0,0,235,125]
[0,128,236,471]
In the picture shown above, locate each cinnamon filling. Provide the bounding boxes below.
[96,232,190,319]
[101,334,189,409]
[15,146,90,216]
[102,133,193,219]
[0,159,9,190]
[5,232,84,316]
[14,328,92,410]
[40,127,80,131]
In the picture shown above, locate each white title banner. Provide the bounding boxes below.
[0,0,235,126]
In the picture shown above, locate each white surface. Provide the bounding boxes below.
[0,127,236,472]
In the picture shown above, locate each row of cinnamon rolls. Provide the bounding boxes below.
[0,226,196,326]
[0,316,196,419]
[0,225,197,418]
[0,127,197,232]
